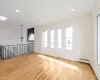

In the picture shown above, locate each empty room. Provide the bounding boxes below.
[0,0,99,80]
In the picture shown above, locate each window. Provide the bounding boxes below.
[28,33,34,41]
[27,28,34,42]
[50,30,54,48]
[43,31,48,48]
[42,27,73,50]
[66,27,73,50]
[58,29,62,48]
[97,14,100,64]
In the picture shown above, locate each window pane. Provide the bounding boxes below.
[28,33,34,41]
[66,27,73,50]
[58,29,61,48]
[50,30,54,48]
[43,31,48,47]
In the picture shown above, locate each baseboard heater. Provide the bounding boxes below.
[79,58,89,63]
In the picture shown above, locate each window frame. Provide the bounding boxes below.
[97,13,100,64]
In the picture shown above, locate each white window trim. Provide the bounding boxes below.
[97,14,100,64]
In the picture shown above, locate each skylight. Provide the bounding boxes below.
[0,16,8,21]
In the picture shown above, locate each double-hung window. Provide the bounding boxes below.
[50,30,54,48]
[57,29,62,48]
[66,27,73,50]
[43,31,48,48]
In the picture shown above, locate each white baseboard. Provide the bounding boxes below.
[89,61,100,80]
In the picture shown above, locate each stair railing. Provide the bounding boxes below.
[0,43,34,60]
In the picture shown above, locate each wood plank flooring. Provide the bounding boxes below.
[0,53,96,80]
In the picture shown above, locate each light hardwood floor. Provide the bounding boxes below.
[0,53,96,80]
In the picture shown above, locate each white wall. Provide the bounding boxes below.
[0,22,28,45]
[35,14,92,61]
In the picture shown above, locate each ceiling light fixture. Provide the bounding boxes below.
[0,16,8,21]
[71,8,75,11]
[16,10,20,12]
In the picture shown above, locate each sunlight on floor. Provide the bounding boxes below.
[38,55,79,71]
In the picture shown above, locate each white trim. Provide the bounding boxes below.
[90,61,100,80]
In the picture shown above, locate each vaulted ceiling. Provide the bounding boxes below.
[0,0,96,26]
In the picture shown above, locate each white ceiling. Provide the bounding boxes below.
[0,0,96,26]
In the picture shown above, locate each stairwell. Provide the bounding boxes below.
[0,43,34,60]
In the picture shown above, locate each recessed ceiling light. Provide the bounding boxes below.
[71,8,75,11]
[16,10,20,12]
[0,16,8,21]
